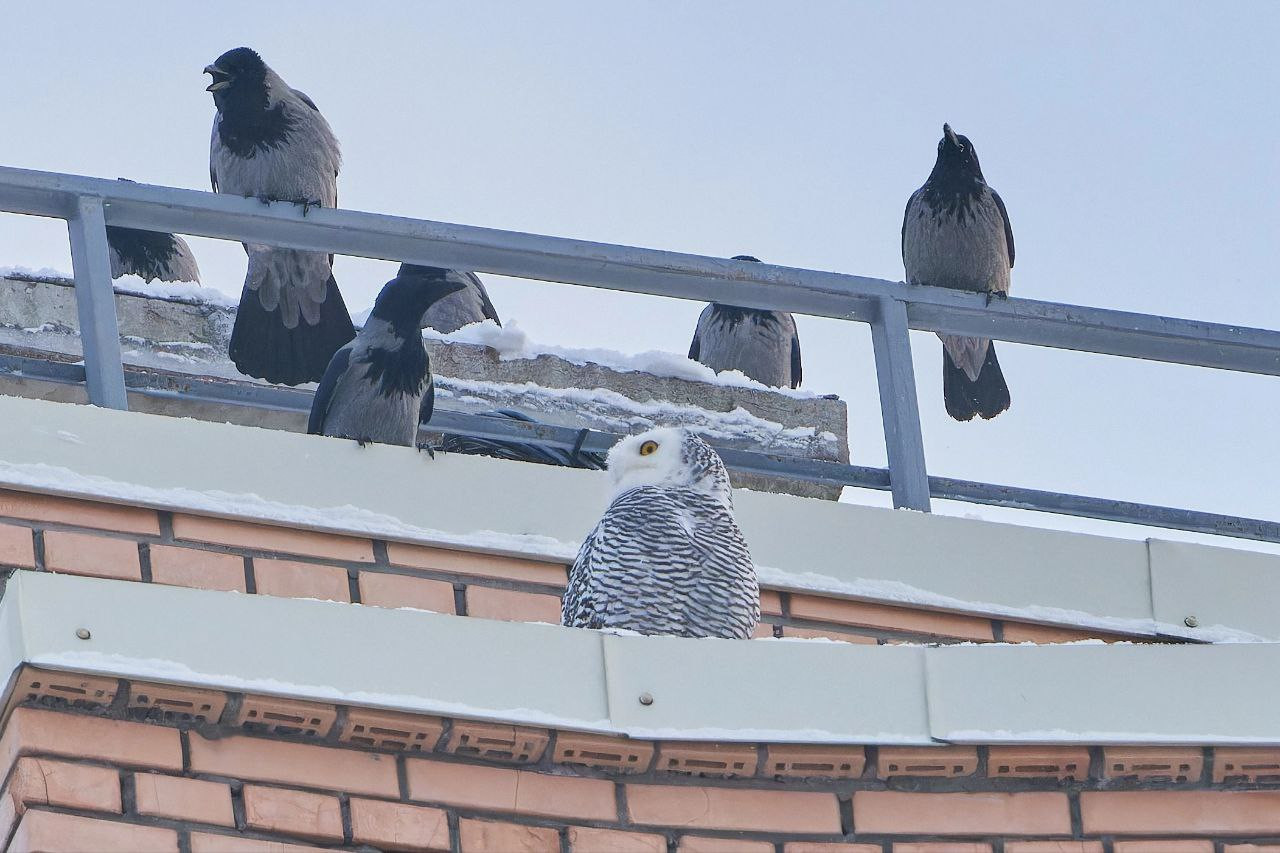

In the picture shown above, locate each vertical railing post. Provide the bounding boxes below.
[870,295,931,511]
[66,196,128,410]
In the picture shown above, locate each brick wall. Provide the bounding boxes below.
[0,488,1136,646]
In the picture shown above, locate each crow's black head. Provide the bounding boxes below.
[929,123,985,183]
[204,48,269,110]
[206,48,295,156]
[372,266,470,336]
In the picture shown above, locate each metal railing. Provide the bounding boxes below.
[1,165,1277,543]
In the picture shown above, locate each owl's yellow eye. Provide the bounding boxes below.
[639,440,659,456]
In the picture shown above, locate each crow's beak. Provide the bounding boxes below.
[204,65,231,92]
[943,123,959,147]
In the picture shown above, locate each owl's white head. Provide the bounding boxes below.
[606,427,733,503]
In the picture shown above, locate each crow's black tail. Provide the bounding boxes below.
[229,274,356,386]
[943,341,1010,421]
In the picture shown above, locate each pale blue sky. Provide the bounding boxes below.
[2,2,1278,545]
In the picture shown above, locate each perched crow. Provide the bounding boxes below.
[206,47,355,385]
[688,256,802,389]
[308,265,467,447]
[421,270,501,333]
[106,226,201,283]
[902,124,1014,421]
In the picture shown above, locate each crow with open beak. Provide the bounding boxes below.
[902,123,1015,421]
[205,47,354,385]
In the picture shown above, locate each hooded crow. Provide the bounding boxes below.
[206,46,355,385]
[902,124,1014,421]
[106,226,201,283]
[421,270,501,333]
[688,256,801,389]
[308,265,468,447]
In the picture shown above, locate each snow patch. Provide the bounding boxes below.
[0,265,70,280]
[113,274,237,309]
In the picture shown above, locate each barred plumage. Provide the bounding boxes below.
[562,428,760,640]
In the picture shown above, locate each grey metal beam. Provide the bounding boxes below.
[64,197,128,409]
[870,297,930,511]
[1,166,1279,375]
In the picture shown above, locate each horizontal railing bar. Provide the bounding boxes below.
[2,166,1280,374]
[0,350,1273,545]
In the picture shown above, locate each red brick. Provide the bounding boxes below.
[11,667,118,710]
[780,624,878,643]
[1005,843,1104,853]
[555,731,655,773]
[853,791,1071,835]
[658,742,757,777]
[0,756,121,840]
[627,783,840,834]
[253,557,351,602]
[893,846,993,853]
[1113,843,1214,853]
[752,622,778,638]
[766,744,866,779]
[789,595,994,641]
[407,758,616,821]
[234,695,336,738]
[784,845,883,853]
[1081,791,1280,834]
[388,541,567,585]
[1225,846,1280,853]
[759,589,783,616]
[10,809,177,852]
[148,545,246,592]
[359,571,456,612]
[172,514,374,562]
[0,523,34,568]
[188,732,398,797]
[679,837,774,853]
[1103,746,1202,782]
[1002,621,1128,643]
[459,818,559,852]
[243,784,343,841]
[1214,748,1280,783]
[126,680,227,724]
[466,585,562,622]
[443,720,550,763]
[339,707,444,752]
[43,529,140,580]
[877,746,977,779]
[568,826,667,853]
[134,773,233,827]
[988,746,1090,781]
[0,707,182,774]
[350,798,451,851]
[0,489,159,535]
[189,832,332,853]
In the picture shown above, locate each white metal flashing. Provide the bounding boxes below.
[8,571,1280,746]
[0,395,1277,639]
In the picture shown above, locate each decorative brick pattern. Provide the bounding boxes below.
[1081,790,1280,834]
[127,680,226,724]
[234,695,337,738]
[1103,746,1203,782]
[458,818,560,852]
[172,514,374,562]
[877,745,978,778]
[358,571,457,613]
[567,826,667,853]
[766,744,867,779]
[43,529,141,580]
[252,558,351,602]
[10,809,178,852]
[789,594,995,641]
[148,545,246,592]
[465,584,563,623]
[853,791,1072,835]
[133,773,233,826]
[388,541,567,586]
[187,732,399,797]
[443,720,550,763]
[626,784,842,834]
[1214,748,1280,783]
[0,489,160,535]
[555,731,655,773]
[988,746,1090,781]
[349,798,452,851]
[658,741,758,777]
[340,707,444,752]
[242,784,343,842]
[11,667,118,712]
[0,523,34,568]
[406,758,617,821]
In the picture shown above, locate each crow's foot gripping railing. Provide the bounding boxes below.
[1,166,1277,542]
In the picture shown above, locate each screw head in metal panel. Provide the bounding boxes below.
[75,628,91,640]
[638,692,654,706]
[1184,616,1199,628]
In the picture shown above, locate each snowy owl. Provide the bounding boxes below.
[562,427,760,639]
